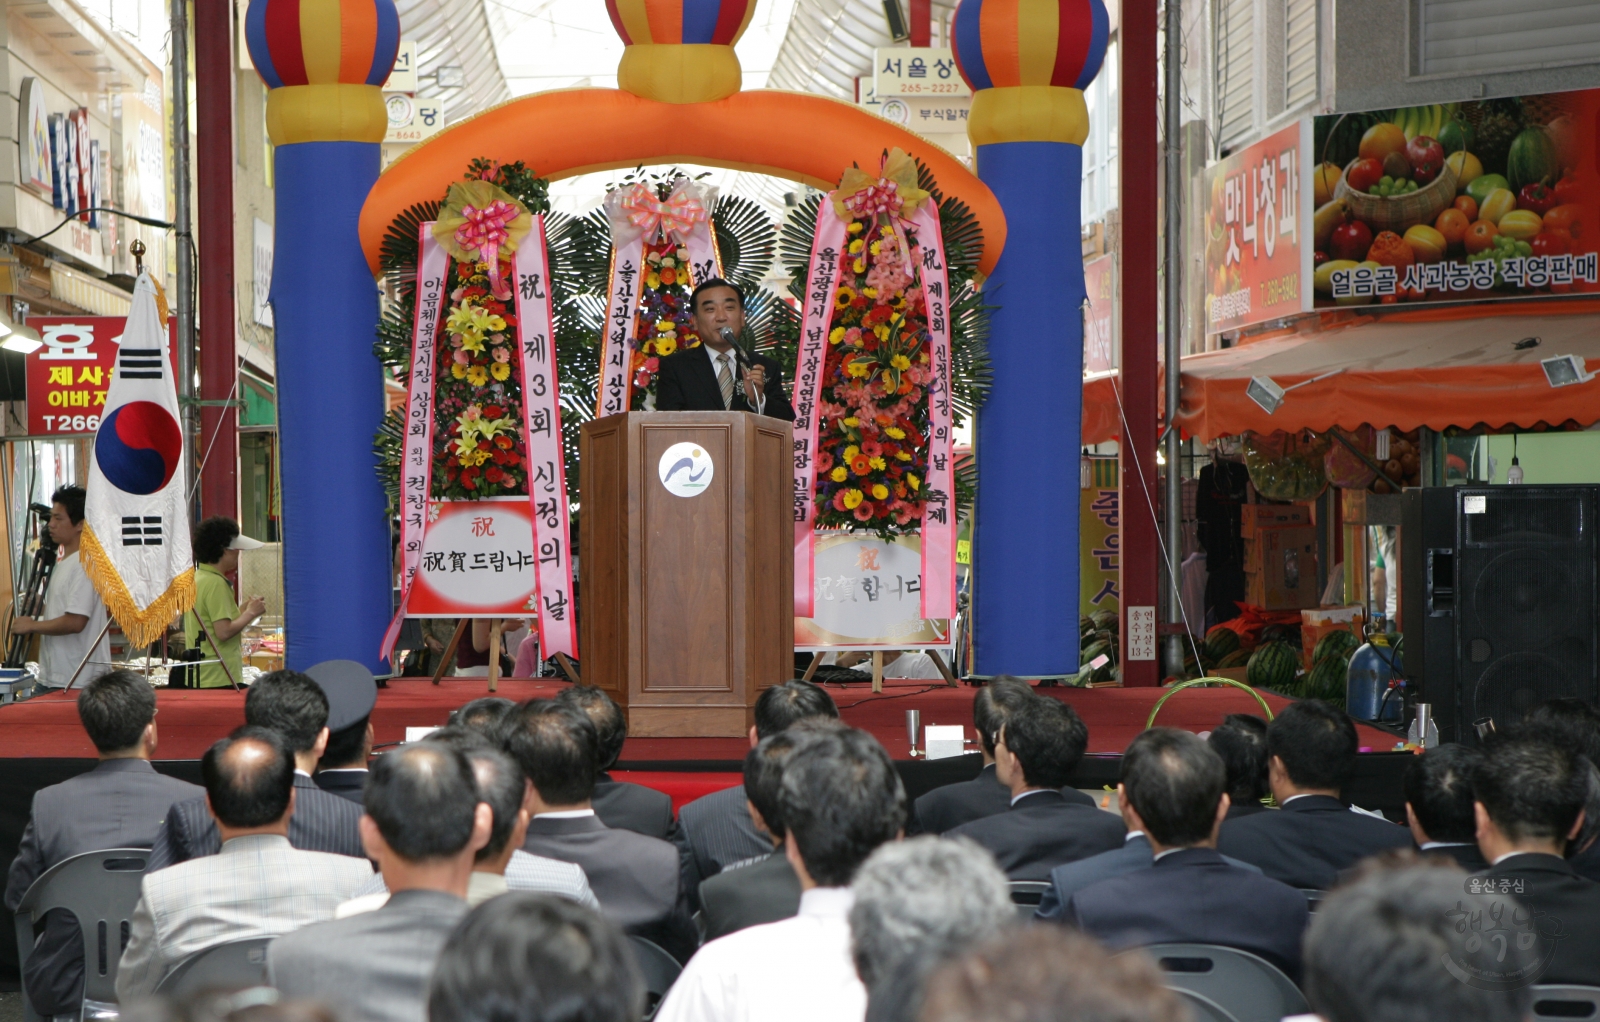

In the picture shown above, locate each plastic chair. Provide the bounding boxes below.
[1173,988,1240,1022]
[1009,881,1052,921]
[1131,943,1308,1022]
[153,936,275,997]
[12,848,150,1022]
[628,935,683,1022]
[1531,985,1600,1019]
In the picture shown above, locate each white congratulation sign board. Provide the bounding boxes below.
[795,532,951,650]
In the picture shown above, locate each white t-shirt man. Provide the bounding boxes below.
[37,551,110,688]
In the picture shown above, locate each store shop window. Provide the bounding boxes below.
[1415,0,1600,76]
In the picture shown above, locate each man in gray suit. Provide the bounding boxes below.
[147,667,366,867]
[556,686,677,840]
[269,741,492,1022]
[116,728,373,999]
[507,701,696,963]
[5,671,202,1017]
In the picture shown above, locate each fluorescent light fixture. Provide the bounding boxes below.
[1541,354,1595,388]
[2,332,42,354]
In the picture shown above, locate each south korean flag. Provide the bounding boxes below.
[78,271,194,647]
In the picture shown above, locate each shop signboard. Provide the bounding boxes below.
[18,78,52,195]
[1083,254,1116,372]
[405,498,538,617]
[1203,120,1311,334]
[1080,456,1119,616]
[795,532,951,650]
[873,48,970,98]
[1309,89,1600,309]
[25,317,177,437]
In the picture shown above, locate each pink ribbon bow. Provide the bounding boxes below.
[455,198,521,299]
[840,179,902,220]
[621,183,708,243]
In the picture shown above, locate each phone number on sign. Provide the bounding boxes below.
[895,83,965,94]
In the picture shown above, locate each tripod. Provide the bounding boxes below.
[6,505,57,668]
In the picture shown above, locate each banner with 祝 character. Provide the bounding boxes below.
[595,178,723,417]
[792,148,956,623]
[794,533,951,649]
[382,178,576,661]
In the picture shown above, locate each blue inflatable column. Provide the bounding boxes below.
[952,0,1108,677]
[247,0,400,672]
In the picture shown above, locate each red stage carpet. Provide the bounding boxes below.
[0,675,1399,762]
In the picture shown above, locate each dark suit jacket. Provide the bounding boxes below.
[699,849,801,941]
[1225,800,1270,821]
[1216,794,1413,889]
[147,773,366,869]
[674,783,771,911]
[270,888,469,1022]
[1035,833,1264,922]
[313,768,368,805]
[523,813,696,963]
[911,765,1096,836]
[3,759,202,1015]
[1483,853,1600,987]
[1066,847,1311,981]
[1420,841,1490,873]
[654,347,795,421]
[947,789,1125,881]
[1569,839,1600,884]
[593,774,676,841]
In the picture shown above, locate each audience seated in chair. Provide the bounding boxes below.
[148,670,366,868]
[1304,857,1531,1022]
[1518,698,1600,883]
[850,836,1013,1022]
[268,741,492,1022]
[655,726,905,1022]
[4,671,203,1017]
[115,727,373,1000]
[908,677,1057,836]
[1216,700,1411,888]
[918,927,1188,1022]
[338,728,596,913]
[1209,713,1271,821]
[947,695,1124,880]
[427,893,644,1022]
[675,680,840,905]
[1474,737,1600,987]
[1064,728,1310,980]
[449,697,516,739]
[306,660,377,805]
[557,685,677,840]
[696,724,829,941]
[1403,744,1489,872]
[506,700,696,962]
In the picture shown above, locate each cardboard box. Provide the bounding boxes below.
[1245,525,1318,610]
[1242,503,1312,537]
[1301,605,1364,668]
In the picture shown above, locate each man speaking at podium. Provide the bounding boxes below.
[655,280,794,421]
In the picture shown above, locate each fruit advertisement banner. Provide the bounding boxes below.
[1204,121,1312,334]
[1310,89,1600,308]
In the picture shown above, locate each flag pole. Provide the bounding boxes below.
[63,617,115,691]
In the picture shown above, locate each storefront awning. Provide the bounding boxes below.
[1174,301,1600,442]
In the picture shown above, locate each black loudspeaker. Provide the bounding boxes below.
[1401,485,1600,744]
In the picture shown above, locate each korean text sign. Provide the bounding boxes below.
[26,317,177,436]
[1203,120,1310,334]
[406,498,538,617]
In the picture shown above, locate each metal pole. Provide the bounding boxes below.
[1161,0,1186,675]
[170,0,197,506]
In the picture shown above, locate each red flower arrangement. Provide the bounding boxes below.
[434,256,528,499]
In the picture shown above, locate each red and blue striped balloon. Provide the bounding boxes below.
[605,0,755,46]
[246,0,401,89]
[952,0,1108,92]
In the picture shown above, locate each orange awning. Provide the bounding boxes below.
[1083,370,1121,445]
[1173,301,1600,441]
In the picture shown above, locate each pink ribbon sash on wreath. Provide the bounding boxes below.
[791,203,848,618]
[908,203,956,622]
[380,225,449,662]
[595,180,721,417]
[512,218,578,658]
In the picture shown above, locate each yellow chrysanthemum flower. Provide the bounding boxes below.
[852,259,866,274]
[646,273,661,289]
[451,364,467,379]
[848,239,864,254]
[896,450,912,462]
[830,466,848,483]
[490,362,511,381]
[466,365,489,386]
[862,287,878,299]
[843,418,860,429]
[846,360,871,378]
[874,325,890,340]
[907,473,921,492]
[890,354,911,370]
[847,221,864,234]
[871,483,889,501]
[869,456,887,471]
[842,489,864,509]
[843,444,860,459]
[830,327,847,344]
[869,242,881,256]
[656,337,677,357]
[885,426,906,440]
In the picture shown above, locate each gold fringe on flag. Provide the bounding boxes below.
[79,523,196,648]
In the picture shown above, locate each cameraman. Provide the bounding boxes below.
[12,485,109,689]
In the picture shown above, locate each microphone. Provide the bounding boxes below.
[718,327,750,369]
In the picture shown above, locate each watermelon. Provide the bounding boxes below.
[1091,609,1119,633]
[1304,654,1350,707]
[1080,640,1112,667]
[1216,649,1251,669]
[1247,640,1301,690]
[1507,125,1558,192]
[1313,629,1361,664]
[1203,626,1242,660]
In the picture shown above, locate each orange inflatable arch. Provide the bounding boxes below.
[358,88,1007,277]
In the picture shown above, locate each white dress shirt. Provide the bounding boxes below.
[654,886,865,1022]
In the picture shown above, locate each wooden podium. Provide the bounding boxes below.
[580,411,793,737]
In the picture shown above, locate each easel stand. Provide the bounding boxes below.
[428,618,510,692]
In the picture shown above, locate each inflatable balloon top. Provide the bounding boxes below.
[608,0,757,102]
[951,0,1109,145]
[246,0,401,144]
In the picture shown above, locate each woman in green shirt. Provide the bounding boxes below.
[187,517,267,688]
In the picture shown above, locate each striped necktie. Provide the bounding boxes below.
[717,352,735,409]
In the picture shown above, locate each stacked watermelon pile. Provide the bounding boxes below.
[1295,629,1361,708]
[1075,610,1120,685]
[1181,622,1306,693]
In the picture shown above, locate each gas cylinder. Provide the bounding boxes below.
[1346,636,1405,722]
